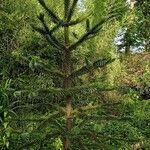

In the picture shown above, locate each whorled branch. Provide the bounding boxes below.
[68,58,115,79]
[37,0,61,24]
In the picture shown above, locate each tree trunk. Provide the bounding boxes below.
[124,28,131,55]
[63,1,73,149]
[145,42,150,52]
[125,44,130,55]
[63,27,73,150]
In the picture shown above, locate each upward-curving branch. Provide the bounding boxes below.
[37,0,61,24]
[68,58,115,79]
[67,0,79,22]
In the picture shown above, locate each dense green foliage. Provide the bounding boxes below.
[0,0,150,150]
[117,0,150,53]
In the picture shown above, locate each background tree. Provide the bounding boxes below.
[116,0,150,53]
[135,0,150,51]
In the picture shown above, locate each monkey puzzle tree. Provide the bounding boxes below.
[4,0,126,149]
[29,0,121,149]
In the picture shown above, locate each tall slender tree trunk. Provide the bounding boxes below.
[63,1,73,149]
[124,29,131,55]
[125,44,130,55]
[145,41,150,52]
[63,28,73,149]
